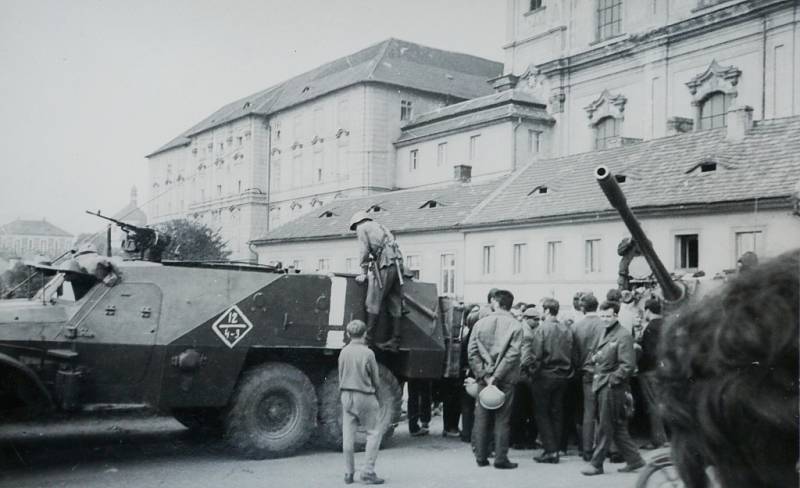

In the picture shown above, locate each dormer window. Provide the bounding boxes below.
[700,162,717,173]
[686,159,725,174]
[615,174,627,183]
[528,185,549,196]
[302,86,310,94]
[319,210,336,218]
[367,204,383,213]
[243,101,251,110]
[420,200,442,209]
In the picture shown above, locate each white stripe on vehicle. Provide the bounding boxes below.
[325,330,345,349]
[328,276,347,326]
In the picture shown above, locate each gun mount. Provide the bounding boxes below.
[86,210,171,262]
[594,165,684,304]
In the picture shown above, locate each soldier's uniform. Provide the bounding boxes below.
[350,212,405,351]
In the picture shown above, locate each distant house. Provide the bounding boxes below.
[0,218,73,264]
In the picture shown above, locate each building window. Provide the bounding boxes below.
[406,255,421,280]
[546,240,562,275]
[469,135,480,161]
[512,243,527,275]
[401,100,413,121]
[530,0,543,10]
[274,121,281,143]
[528,130,541,154]
[345,257,358,273]
[595,116,620,150]
[317,258,331,272]
[313,151,324,183]
[675,234,699,269]
[216,184,222,196]
[409,149,418,171]
[291,259,303,271]
[440,253,456,296]
[735,231,762,261]
[482,245,495,275]
[337,98,349,128]
[585,239,602,273]
[699,92,729,130]
[292,153,302,188]
[293,115,303,140]
[437,142,447,167]
[596,0,622,40]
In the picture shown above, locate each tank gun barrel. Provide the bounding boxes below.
[594,165,684,303]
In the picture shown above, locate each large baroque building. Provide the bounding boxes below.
[251,0,800,305]
[146,39,502,259]
[498,0,799,155]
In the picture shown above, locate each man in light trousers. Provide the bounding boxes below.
[339,319,385,484]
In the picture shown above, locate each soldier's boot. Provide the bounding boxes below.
[365,313,379,345]
[377,316,402,352]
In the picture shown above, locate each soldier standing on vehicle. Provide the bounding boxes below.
[339,319,385,485]
[349,211,405,352]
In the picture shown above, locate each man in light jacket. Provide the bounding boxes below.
[467,289,523,470]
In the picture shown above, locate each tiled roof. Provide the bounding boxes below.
[396,92,553,145]
[253,115,800,244]
[252,180,502,243]
[463,115,800,226]
[148,39,502,157]
[402,89,546,128]
[0,219,73,237]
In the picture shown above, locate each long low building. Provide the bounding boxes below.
[251,109,800,305]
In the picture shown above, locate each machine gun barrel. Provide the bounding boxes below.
[594,165,684,303]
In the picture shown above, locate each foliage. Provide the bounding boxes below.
[154,219,231,262]
[1,262,46,298]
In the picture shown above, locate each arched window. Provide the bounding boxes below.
[699,91,729,129]
[595,116,620,150]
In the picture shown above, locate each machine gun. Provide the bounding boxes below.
[86,210,171,263]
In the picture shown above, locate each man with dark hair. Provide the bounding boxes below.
[572,293,603,461]
[512,306,540,449]
[658,250,798,488]
[525,298,574,464]
[468,289,523,470]
[637,297,666,450]
[339,319,385,485]
[582,300,644,476]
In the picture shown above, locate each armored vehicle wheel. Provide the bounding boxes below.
[224,362,318,459]
[316,363,402,450]
[173,407,224,435]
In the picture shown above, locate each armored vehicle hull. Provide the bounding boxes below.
[0,260,457,458]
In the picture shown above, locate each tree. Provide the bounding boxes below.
[154,219,231,262]
[1,262,46,298]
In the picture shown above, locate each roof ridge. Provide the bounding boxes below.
[462,161,534,225]
[367,38,394,81]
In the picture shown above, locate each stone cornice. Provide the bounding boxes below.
[534,0,791,76]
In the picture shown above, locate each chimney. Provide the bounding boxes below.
[726,105,754,142]
[666,116,693,135]
[490,74,519,92]
[453,164,472,183]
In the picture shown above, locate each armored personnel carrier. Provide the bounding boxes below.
[0,216,463,459]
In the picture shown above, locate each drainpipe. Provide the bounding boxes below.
[761,15,767,120]
[265,118,272,234]
[512,116,523,171]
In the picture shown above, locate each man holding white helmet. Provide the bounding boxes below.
[348,211,405,352]
[467,289,523,470]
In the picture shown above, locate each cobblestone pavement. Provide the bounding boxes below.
[0,415,654,488]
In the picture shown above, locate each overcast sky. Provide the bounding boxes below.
[0,0,505,236]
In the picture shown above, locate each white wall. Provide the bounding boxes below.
[462,208,800,305]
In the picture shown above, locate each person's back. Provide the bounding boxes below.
[339,341,377,395]
[470,310,523,385]
[534,318,574,378]
[572,314,604,375]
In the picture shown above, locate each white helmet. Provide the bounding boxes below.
[479,384,506,410]
[75,243,98,256]
[348,211,372,231]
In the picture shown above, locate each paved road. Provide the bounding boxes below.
[0,416,655,488]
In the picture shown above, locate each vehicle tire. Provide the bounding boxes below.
[224,362,318,459]
[316,363,402,451]
[173,407,224,435]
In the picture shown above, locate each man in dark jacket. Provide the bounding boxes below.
[582,301,644,476]
[468,289,523,470]
[525,298,574,464]
[571,293,604,461]
[637,297,667,449]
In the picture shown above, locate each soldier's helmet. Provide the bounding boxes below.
[75,243,98,256]
[348,211,372,231]
[479,384,506,410]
